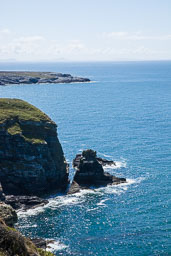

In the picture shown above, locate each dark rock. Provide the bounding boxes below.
[5,195,48,210]
[69,149,126,194]
[0,99,69,196]
[96,157,116,166]
[73,154,116,168]
[31,238,57,252]
[28,78,39,83]
[31,238,47,249]
[67,181,81,195]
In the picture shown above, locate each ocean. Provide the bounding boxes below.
[0,61,170,256]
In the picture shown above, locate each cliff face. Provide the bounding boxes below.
[0,98,69,196]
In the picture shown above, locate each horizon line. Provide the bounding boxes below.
[0,59,171,64]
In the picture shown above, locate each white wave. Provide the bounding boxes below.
[94,177,145,196]
[47,194,84,209]
[18,191,93,218]
[17,206,45,217]
[97,152,113,158]
[46,240,68,252]
[97,199,109,206]
[103,161,127,170]
[17,177,145,218]
[18,224,37,228]
[86,207,99,212]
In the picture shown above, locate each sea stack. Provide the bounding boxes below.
[0,98,69,196]
[68,149,126,194]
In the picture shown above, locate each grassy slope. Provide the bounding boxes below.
[0,98,54,144]
[0,98,52,124]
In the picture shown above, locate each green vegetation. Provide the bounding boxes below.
[23,136,46,144]
[0,99,54,144]
[7,122,22,135]
[0,218,55,256]
[7,122,46,144]
[0,71,57,79]
[0,250,6,256]
[37,248,55,256]
[0,98,52,123]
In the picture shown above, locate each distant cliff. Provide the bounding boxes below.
[0,71,90,86]
[0,98,69,195]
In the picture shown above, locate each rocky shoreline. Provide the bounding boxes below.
[0,71,90,86]
[0,98,126,256]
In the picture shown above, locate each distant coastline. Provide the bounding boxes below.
[0,71,90,86]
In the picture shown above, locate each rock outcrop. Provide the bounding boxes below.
[73,153,116,168]
[68,149,126,194]
[0,98,69,196]
[0,202,17,227]
[0,71,90,86]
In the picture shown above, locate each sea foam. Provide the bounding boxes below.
[46,240,68,252]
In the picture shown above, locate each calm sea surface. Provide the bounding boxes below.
[0,61,170,256]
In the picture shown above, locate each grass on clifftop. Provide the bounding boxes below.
[0,98,52,124]
[0,71,57,78]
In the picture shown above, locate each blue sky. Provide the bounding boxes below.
[0,0,171,61]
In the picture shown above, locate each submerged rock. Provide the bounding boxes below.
[0,98,69,196]
[69,149,126,194]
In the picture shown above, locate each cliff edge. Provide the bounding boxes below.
[0,98,69,196]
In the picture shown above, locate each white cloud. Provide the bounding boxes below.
[0,34,46,58]
[0,28,11,35]
[103,31,171,41]
[0,28,170,61]
[0,32,87,60]
[67,40,85,51]
[14,36,45,43]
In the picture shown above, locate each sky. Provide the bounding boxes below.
[0,0,171,62]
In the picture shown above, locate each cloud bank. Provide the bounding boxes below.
[0,29,171,61]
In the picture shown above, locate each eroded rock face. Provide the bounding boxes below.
[0,202,17,227]
[0,98,69,196]
[68,149,126,194]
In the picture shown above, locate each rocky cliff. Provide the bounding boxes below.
[0,98,69,196]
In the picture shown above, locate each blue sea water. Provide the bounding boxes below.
[0,61,170,256]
